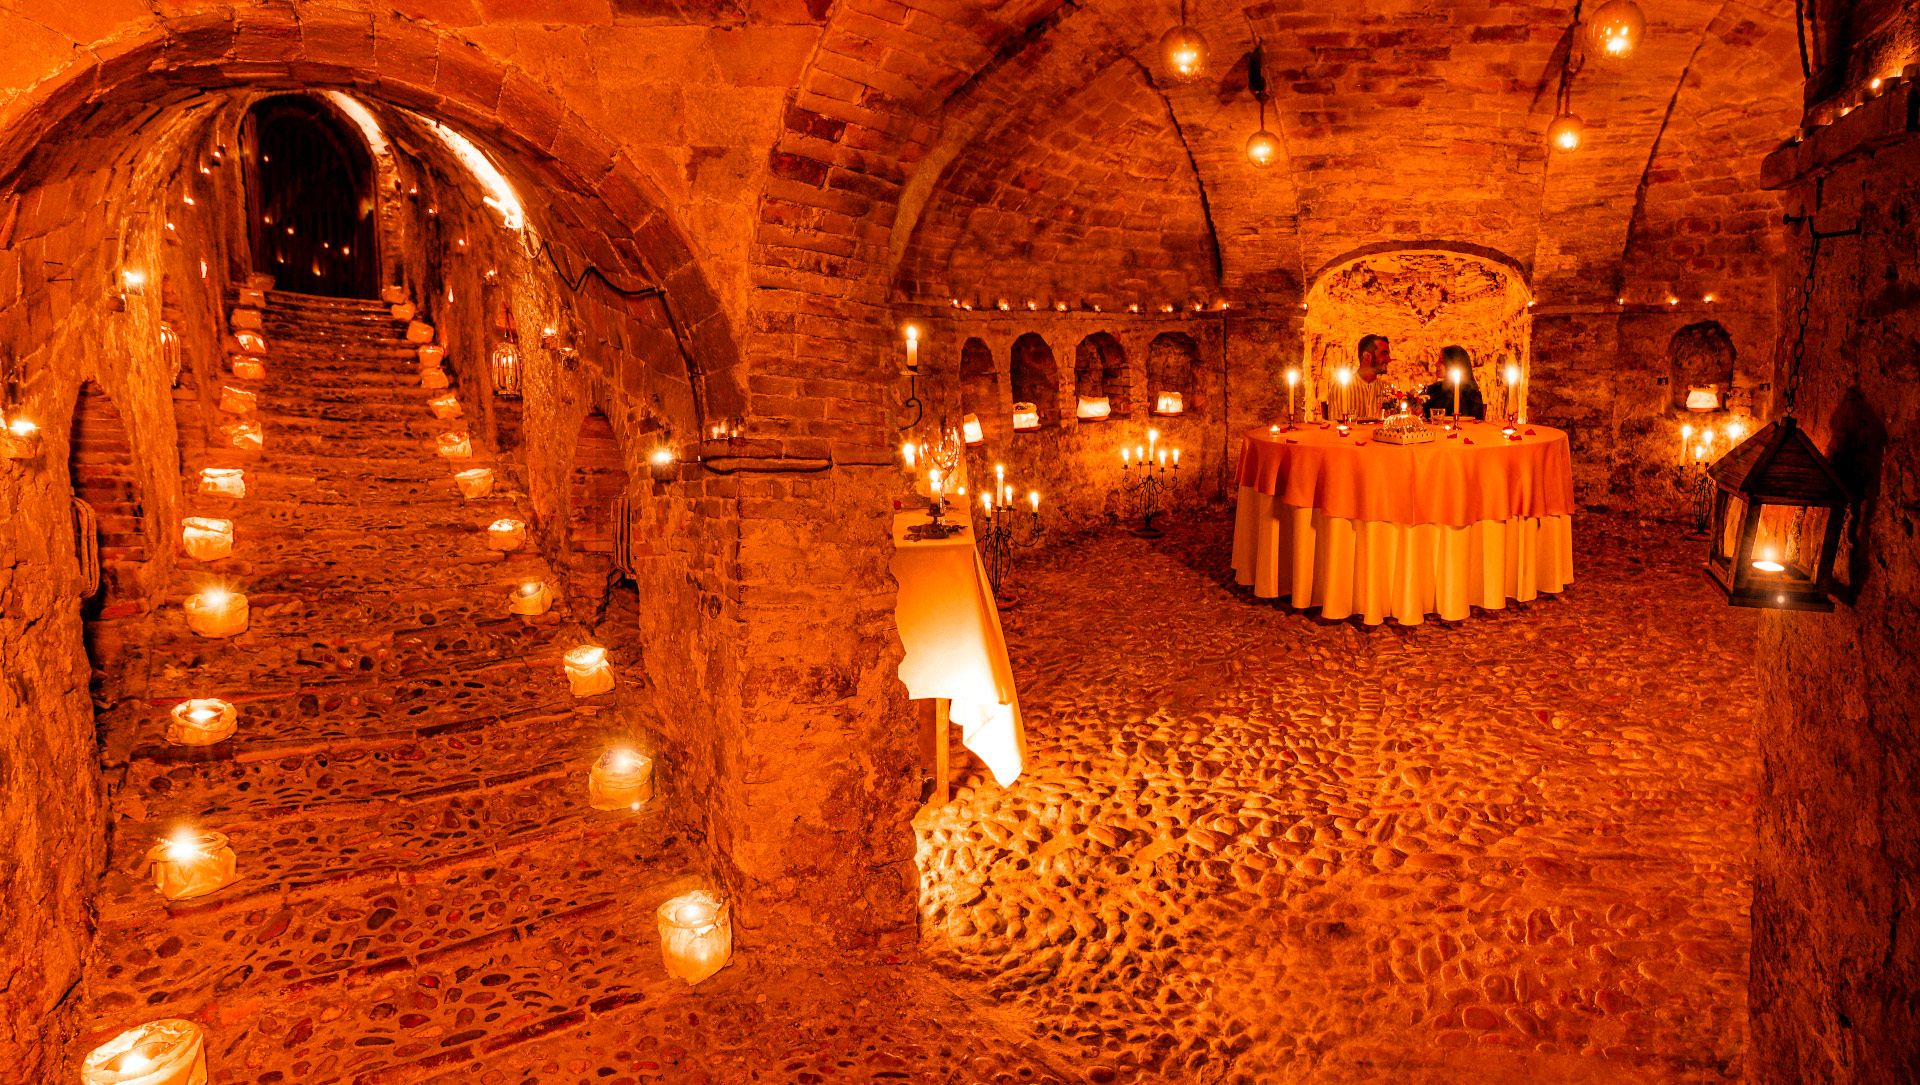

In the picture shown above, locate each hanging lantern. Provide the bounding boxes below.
[81,1019,208,1085]
[588,748,655,811]
[1583,0,1647,61]
[1245,42,1280,168]
[1704,416,1853,611]
[1158,0,1208,84]
[656,889,732,984]
[491,342,523,397]
[147,828,238,901]
[1548,113,1584,151]
[167,698,237,746]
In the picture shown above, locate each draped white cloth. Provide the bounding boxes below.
[1233,489,1574,625]
[891,510,1026,787]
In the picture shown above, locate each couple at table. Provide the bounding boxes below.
[1326,337,1487,421]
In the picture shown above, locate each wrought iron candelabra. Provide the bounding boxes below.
[1676,457,1715,538]
[977,494,1044,608]
[1118,454,1178,537]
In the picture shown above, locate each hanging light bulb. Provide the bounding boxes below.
[1583,0,1647,61]
[1159,0,1208,83]
[1548,113,1584,151]
[1244,42,1280,168]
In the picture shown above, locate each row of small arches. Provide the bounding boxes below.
[959,330,1201,429]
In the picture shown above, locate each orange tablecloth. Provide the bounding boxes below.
[891,509,1025,787]
[1233,421,1575,624]
[1235,420,1575,527]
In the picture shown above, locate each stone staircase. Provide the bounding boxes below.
[79,290,713,1084]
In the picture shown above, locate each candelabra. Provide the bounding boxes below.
[977,491,1044,608]
[1118,451,1179,537]
[1677,458,1715,538]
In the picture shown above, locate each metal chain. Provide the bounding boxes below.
[1785,234,1819,415]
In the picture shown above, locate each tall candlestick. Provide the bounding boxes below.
[1028,490,1040,514]
[1172,448,1181,467]
[904,325,920,371]
[1286,368,1298,425]
[902,441,916,469]
[1450,367,1462,418]
[995,462,1004,490]
[1148,428,1159,459]
[1680,424,1693,465]
[1504,363,1521,423]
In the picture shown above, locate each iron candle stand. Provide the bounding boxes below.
[1118,456,1178,538]
[977,497,1044,609]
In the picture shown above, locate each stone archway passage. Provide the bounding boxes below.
[242,95,380,298]
[567,410,636,628]
[70,381,148,704]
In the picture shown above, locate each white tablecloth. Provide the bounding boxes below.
[891,509,1025,787]
[1233,491,1574,625]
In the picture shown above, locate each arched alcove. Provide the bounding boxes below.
[1009,333,1059,429]
[567,409,636,628]
[959,337,999,423]
[1073,332,1129,419]
[1668,321,1736,411]
[1146,333,1199,415]
[242,95,378,297]
[68,382,147,703]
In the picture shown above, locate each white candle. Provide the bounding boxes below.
[928,468,941,498]
[657,890,732,984]
[167,698,237,746]
[1147,428,1159,459]
[1028,490,1040,513]
[183,589,248,638]
[1172,448,1181,467]
[902,442,916,469]
[588,748,654,811]
[904,325,919,371]
[508,580,553,616]
[1752,546,1786,574]
[1121,446,1131,466]
[981,491,992,518]
[487,518,527,552]
[564,645,616,697]
[454,468,494,499]
[81,1019,207,1085]
[437,432,472,460]
[428,392,462,419]
[147,828,238,901]
[1450,367,1462,417]
[198,468,245,498]
[1286,369,1298,420]
[995,462,1005,490]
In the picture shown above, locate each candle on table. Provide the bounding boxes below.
[927,468,942,501]
[588,748,654,811]
[183,588,247,638]
[508,580,553,616]
[1504,363,1521,422]
[199,468,245,498]
[147,828,238,901]
[657,889,732,984]
[167,698,236,746]
[1336,368,1352,421]
[454,468,494,499]
[564,645,616,697]
[1450,367,1462,418]
[1286,368,1298,422]
[180,517,233,561]
[81,1019,207,1085]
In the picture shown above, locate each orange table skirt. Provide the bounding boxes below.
[1232,488,1574,625]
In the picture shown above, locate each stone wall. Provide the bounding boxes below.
[1747,75,1920,1081]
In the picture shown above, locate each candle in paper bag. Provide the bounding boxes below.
[428,392,462,419]
[487,518,526,551]
[234,330,267,355]
[180,517,233,561]
[454,468,494,499]
[183,589,247,638]
[589,748,654,811]
[421,367,450,390]
[148,829,238,901]
[1685,386,1720,411]
[381,285,407,304]
[436,432,472,460]
[1011,402,1040,430]
[230,357,266,380]
[1155,391,1185,415]
[167,698,236,746]
[0,416,41,459]
[508,580,553,616]
[390,302,416,321]
[81,1019,208,1085]
[1075,396,1111,420]
[218,385,257,415]
[564,645,616,697]
[417,344,445,368]
[657,890,732,984]
[225,421,263,451]
[198,468,245,499]
[405,321,434,344]
[962,413,984,445]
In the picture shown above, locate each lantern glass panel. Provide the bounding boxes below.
[1708,491,1838,610]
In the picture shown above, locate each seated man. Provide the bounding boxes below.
[1422,345,1486,420]
[1327,335,1391,421]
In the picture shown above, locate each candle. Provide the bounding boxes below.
[167,698,236,746]
[928,468,942,498]
[1337,423,1351,437]
[1450,367,1462,417]
[904,325,920,371]
[1506,363,1524,424]
[1172,448,1181,467]
[1752,547,1786,574]
[487,518,527,552]
[428,392,462,419]
[183,588,248,638]
[147,828,238,901]
[508,580,553,616]
[81,1019,207,1085]
[198,468,245,498]
[1147,428,1159,459]
[230,357,266,380]
[657,889,733,984]
[0,415,40,459]
[962,414,983,445]
[454,468,494,499]
[981,491,993,518]
[995,463,1005,490]
[226,421,263,451]
[1157,449,1167,466]
[437,432,472,460]
[1002,484,1013,506]
[421,366,450,389]
[1286,368,1298,421]
[219,385,257,415]
[1121,446,1131,466]
[1680,424,1694,464]
[1028,490,1040,513]
[902,441,917,469]
[588,748,654,811]
[180,517,233,561]
[564,645,616,697]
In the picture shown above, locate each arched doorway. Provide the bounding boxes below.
[1146,332,1199,416]
[1009,333,1060,430]
[1074,332,1130,419]
[69,381,148,704]
[242,95,378,297]
[567,409,636,630]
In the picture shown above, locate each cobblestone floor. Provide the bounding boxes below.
[918,511,1759,1084]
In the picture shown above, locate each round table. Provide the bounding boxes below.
[1231,420,1576,625]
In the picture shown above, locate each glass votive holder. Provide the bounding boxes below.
[436,432,472,460]
[81,1018,208,1085]
[167,698,236,746]
[657,889,732,984]
[486,518,526,551]
[428,392,462,419]
[183,589,248,638]
[563,645,615,697]
[508,580,553,615]
[180,517,233,561]
[147,829,238,901]
[454,468,494,499]
[198,468,245,498]
[589,748,654,811]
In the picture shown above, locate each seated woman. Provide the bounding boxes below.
[1422,345,1486,420]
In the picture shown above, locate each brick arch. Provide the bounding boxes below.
[959,336,1001,421]
[1668,320,1738,410]
[1009,332,1061,429]
[0,9,744,427]
[1146,332,1200,414]
[1073,332,1131,418]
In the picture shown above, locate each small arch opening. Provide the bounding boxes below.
[1009,333,1059,431]
[1147,332,1199,416]
[242,95,379,297]
[1668,321,1736,412]
[1073,332,1129,420]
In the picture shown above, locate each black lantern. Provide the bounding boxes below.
[1704,416,1852,611]
[490,341,522,397]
